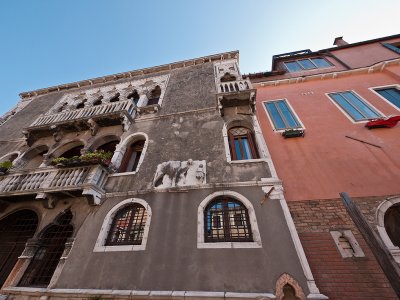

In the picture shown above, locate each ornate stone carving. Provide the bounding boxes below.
[153,159,206,188]
[87,118,99,136]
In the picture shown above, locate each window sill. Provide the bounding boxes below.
[93,244,146,252]
[109,171,137,177]
[197,241,262,249]
[229,158,267,164]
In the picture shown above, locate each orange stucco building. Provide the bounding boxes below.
[250,35,400,299]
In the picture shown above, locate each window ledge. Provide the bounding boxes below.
[197,242,262,249]
[229,158,267,164]
[109,171,138,177]
[93,244,146,252]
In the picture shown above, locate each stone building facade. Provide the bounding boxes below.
[0,52,327,299]
[250,34,400,299]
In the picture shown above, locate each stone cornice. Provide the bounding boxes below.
[19,51,239,99]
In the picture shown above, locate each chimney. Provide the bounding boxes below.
[333,36,348,47]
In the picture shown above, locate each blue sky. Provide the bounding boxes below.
[1,0,399,115]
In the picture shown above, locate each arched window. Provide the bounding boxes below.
[93,97,103,106]
[127,90,140,106]
[119,139,145,172]
[59,145,84,158]
[228,127,259,160]
[19,210,73,287]
[384,204,400,247]
[109,93,120,103]
[147,86,161,106]
[0,210,38,287]
[204,197,253,243]
[220,72,236,82]
[106,204,147,246]
[21,145,49,169]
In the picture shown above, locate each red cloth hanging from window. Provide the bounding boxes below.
[365,116,400,129]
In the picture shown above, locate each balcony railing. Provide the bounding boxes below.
[216,79,256,116]
[0,165,108,205]
[29,99,135,128]
[218,79,252,94]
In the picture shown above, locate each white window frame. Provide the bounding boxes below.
[93,198,152,252]
[330,230,365,258]
[197,190,262,249]
[369,84,400,112]
[262,99,305,132]
[284,57,333,72]
[109,132,149,177]
[326,90,385,124]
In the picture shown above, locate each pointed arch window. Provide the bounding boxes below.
[204,198,253,243]
[106,204,147,246]
[19,210,73,287]
[228,127,259,160]
[147,86,161,106]
[119,140,145,172]
[0,210,38,287]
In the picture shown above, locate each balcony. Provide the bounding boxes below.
[24,100,135,144]
[216,79,256,116]
[0,165,108,208]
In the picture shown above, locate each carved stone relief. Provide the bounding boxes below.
[153,159,206,188]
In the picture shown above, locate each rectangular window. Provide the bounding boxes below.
[375,88,400,109]
[284,57,331,72]
[264,100,302,130]
[328,91,381,121]
[382,42,400,54]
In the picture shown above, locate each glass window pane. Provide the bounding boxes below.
[330,93,365,121]
[298,59,316,70]
[284,61,302,72]
[242,138,252,160]
[311,58,331,68]
[377,88,400,108]
[234,139,242,160]
[343,92,380,119]
[265,102,286,129]
[277,101,300,128]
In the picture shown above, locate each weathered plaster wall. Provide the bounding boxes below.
[55,186,308,294]
[255,69,400,201]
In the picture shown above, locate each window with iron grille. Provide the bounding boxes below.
[19,210,73,287]
[204,198,253,243]
[228,127,259,161]
[0,210,38,287]
[106,204,147,246]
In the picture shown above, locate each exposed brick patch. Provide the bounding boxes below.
[288,198,398,300]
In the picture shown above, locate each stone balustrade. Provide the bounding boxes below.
[218,79,252,94]
[29,99,135,128]
[0,165,108,205]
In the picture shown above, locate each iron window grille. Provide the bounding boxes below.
[228,127,259,160]
[204,198,253,243]
[106,204,147,246]
[19,210,73,287]
[0,210,38,287]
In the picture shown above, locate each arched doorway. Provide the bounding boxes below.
[0,210,38,287]
[385,204,400,247]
